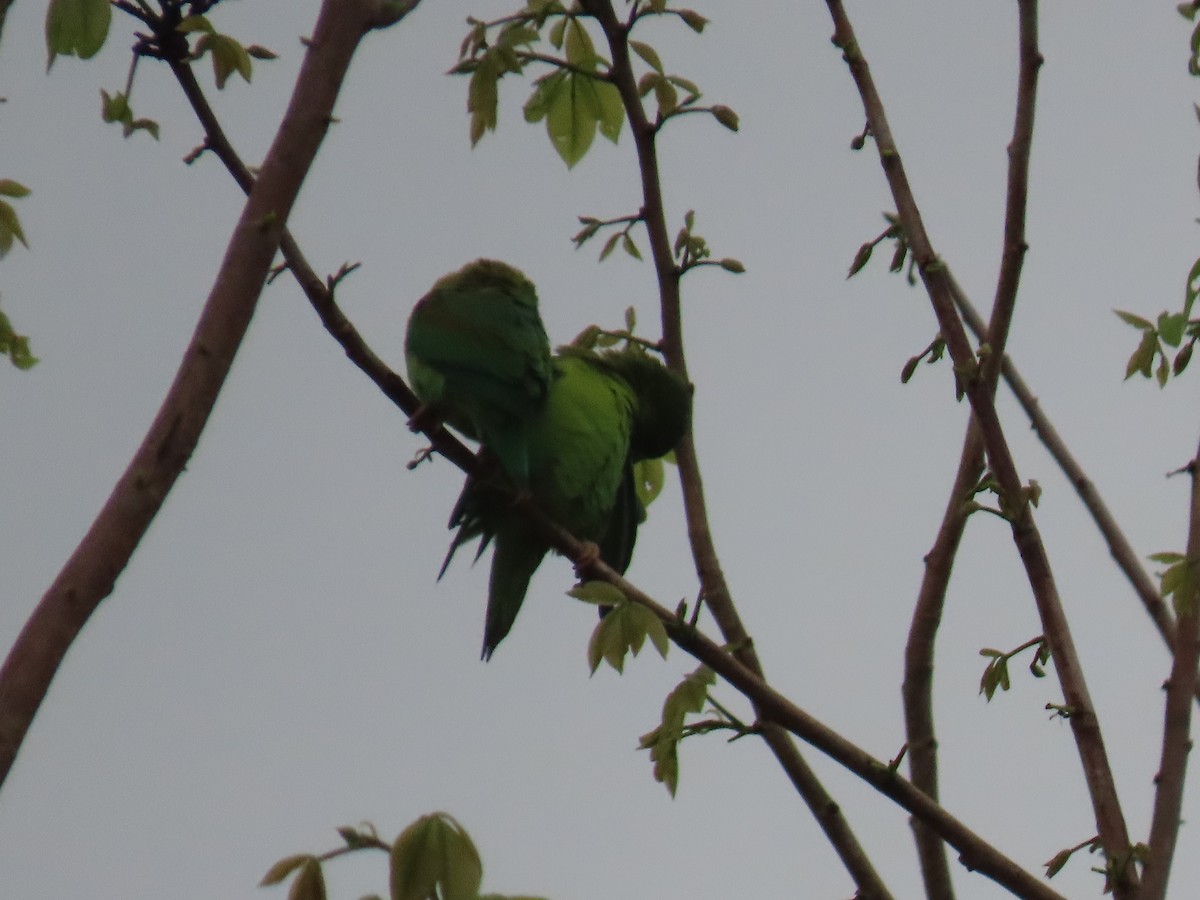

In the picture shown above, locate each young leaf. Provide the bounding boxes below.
[568,580,626,607]
[0,308,38,370]
[629,39,663,73]
[710,105,739,131]
[847,242,873,278]
[1158,311,1187,347]
[677,9,708,32]
[1113,309,1153,330]
[45,0,111,68]
[633,457,665,508]
[0,199,28,257]
[390,814,482,900]
[289,857,327,900]
[0,180,30,199]
[260,854,313,887]
[468,54,501,145]
[587,601,668,674]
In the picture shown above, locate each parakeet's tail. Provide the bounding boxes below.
[482,524,547,660]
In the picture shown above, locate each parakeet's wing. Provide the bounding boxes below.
[405,260,551,483]
[442,353,638,659]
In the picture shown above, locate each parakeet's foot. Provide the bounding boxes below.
[407,404,442,435]
[573,541,602,579]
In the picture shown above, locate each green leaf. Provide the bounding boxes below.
[390,814,482,900]
[563,18,597,67]
[546,71,602,167]
[598,231,621,261]
[629,39,663,73]
[260,854,313,887]
[1124,329,1158,380]
[568,580,627,607]
[1150,551,1187,565]
[289,858,327,900]
[847,242,873,278]
[0,307,38,370]
[621,233,642,260]
[246,44,279,60]
[176,14,215,34]
[205,33,254,89]
[45,0,110,68]
[677,9,708,32]
[1045,848,1073,879]
[0,199,28,257]
[1159,311,1187,347]
[652,77,678,117]
[1185,255,1200,318]
[0,180,30,199]
[1114,309,1153,330]
[524,69,565,124]
[468,54,501,145]
[710,105,739,131]
[633,457,665,508]
[595,80,624,144]
[639,666,713,796]
[587,601,668,674]
[718,258,745,274]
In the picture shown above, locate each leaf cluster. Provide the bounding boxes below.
[978,637,1050,701]
[1114,308,1196,387]
[1150,550,1197,617]
[637,664,715,796]
[571,581,669,673]
[846,212,915,284]
[453,0,733,168]
[260,816,545,900]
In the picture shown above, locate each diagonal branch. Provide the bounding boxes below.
[948,272,1184,679]
[0,0,392,794]
[824,1,1137,892]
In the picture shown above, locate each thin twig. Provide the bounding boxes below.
[581,1,893,895]
[1140,441,1200,899]
[824,1,1136,891]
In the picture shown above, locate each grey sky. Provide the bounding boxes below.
[2,1,1198,897]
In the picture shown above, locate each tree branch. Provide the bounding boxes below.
[580,2,893,895]
[948,272,1186,686]
[1140,439,1200,898]
[903,7,1042,894]
[0,0,387,793]
[824,1,1136,891]
[903,420,985,900]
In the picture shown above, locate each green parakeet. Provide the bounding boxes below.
[441,347,692,659]
[405,259,552,485]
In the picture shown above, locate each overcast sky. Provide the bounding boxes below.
[3,1,1200,898]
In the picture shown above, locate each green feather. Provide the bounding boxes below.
[444,352,637,659]
[405,259,551,484]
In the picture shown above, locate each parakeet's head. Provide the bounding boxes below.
[430,259,537,300]
[602,349,693,462]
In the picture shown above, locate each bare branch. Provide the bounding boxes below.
[824,2,1136,888]
[579,1,893,895]
[904,420,985,900]
[0,0,385,793]
[1140,441,1200,898]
